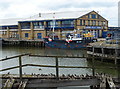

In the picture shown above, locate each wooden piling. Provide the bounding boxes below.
[55,57,59,80]
[92,46,95,76]
[19,56,22,81]
[101,47,104,62]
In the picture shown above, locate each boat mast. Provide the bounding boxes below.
[52,13,55,40]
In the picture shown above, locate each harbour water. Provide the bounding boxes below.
[0,46,119,89]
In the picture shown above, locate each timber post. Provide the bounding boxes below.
[19,56,22,81]
[55,57,59,80]
[92,46,95,76]
[101,47,104,62]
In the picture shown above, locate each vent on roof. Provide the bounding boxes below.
[39,13,41,17]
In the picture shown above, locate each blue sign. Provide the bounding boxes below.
[85,26,102,29]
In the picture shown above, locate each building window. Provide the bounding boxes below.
[91,14,96,19]
[91,20,93,25]
[33,21,44,29]
[83,20,86,25]
[88,20,90,25]
[93,20,96,25]
[25,33,29,38]
[61,20,74,27]
[98,21,101,26]
[103,21,106,26]
[47,20,59,28]
[88,14,90,18]
[98,21,99,26]
[80,20,82,26]
[37,33,42,39]
[21,22,30,29]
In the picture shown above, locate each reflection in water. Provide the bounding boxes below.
[1,46,120,89]
[1,46,119,77]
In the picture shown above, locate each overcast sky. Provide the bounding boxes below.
[0,0,119,26]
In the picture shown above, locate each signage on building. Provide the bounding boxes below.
[85,26,102,29]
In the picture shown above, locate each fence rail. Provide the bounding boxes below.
[0,53,119,81]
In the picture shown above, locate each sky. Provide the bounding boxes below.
[0,0,119,26]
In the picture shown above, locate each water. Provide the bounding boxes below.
[1,46,91,75]
[1,46,119,89]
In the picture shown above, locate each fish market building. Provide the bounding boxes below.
[0,11,108,40]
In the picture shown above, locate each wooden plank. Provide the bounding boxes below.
[107,76,116,89]
[3,78,15,89]
[18,81,28,89]
[29,54,86,58]
[26,78,100,88]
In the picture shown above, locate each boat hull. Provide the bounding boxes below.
[44,39,94,49]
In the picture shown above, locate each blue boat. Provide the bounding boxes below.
[44,33,97,49]
[44,17,97,49]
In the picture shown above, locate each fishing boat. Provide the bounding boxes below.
[44,32,97,49]
[43,15,97,49]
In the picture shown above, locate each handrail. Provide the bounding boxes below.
[29,54,86,58]
[1,54,119,81]
[0,53,30,61]
[0,64,117,72]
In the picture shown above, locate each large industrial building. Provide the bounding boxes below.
[0,11,108,40]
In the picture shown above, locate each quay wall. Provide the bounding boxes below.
[2,40,45,47]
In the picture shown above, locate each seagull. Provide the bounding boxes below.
[39,68,42,70]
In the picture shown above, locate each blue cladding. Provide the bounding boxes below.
[102,31,108,38]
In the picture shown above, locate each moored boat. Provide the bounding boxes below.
[44,32,97,49]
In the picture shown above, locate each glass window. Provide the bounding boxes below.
[98,21,101,26]
[61,20,74,27]
[88,14,90,18]
[25,33,29,38]
[33,21,44,29]
[88,20,90,25]
[91,14,96,19]
[93,20,96,25]
[103,21,106,26]
[21,22,30,29]
[80,20,82,26]
[83,20,85,25]
[91,20,93,25]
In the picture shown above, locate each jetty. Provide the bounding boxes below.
[87,40,120,64]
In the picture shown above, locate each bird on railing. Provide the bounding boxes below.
[39,68,42,71]
[7,72,10,75]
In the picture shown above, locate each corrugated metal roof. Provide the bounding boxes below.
[0,18,23,26]
[0,11,93,26]
[20,11,92,21]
